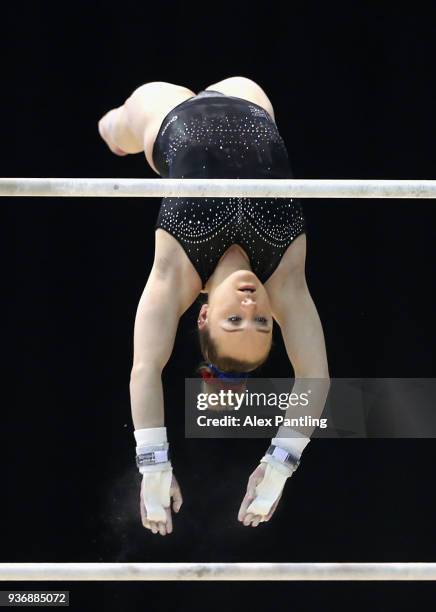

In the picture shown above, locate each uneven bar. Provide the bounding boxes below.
[0,563,435,581]
[1,178,436,198]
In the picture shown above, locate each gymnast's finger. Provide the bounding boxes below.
[251,515,262,527]
[165,507,173,534]
[243,512,255,527]
[158,521,167,536]
[238,489,255,522]
[171,482,183,513]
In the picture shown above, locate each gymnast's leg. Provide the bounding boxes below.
[97,81,195,155]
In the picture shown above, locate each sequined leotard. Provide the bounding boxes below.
[154,90,306,287]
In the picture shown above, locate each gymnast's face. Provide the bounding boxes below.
[198,271,273,363]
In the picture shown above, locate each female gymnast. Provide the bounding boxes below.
[98,77,330,536]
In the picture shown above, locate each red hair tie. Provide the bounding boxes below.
[199,369,246,391]
[200,370,221,384]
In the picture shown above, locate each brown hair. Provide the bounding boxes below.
[198,327,271,372]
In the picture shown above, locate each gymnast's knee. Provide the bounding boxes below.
[214,75,260,88]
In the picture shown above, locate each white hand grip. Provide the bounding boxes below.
[246,458,292,517]
[141,469,173,522]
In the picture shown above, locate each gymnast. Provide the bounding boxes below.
[98,76,330,536]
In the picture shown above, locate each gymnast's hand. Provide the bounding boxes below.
[238,463,286,527]
[97,108,129,156]
[139,472,183,536]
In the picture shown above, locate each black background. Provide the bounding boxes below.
[4,1,436,609]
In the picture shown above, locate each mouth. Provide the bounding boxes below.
[238,284,256,293]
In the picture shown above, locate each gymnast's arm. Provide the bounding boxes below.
[272,274,330,437]
[129,273,176,429]
[129,247,201,429]
[130,259,200,534]
[238,270,330,526]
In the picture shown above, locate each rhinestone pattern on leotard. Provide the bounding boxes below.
[154,91,306,286]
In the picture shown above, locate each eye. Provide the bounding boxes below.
[227,315,242,323]
[255,316,268,324]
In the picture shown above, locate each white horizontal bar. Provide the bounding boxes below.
[1,178,436,198]
[0,563,435,581]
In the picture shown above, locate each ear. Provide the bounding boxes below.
[197,303,209,330]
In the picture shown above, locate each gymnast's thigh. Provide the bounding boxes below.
[203,75,275,120]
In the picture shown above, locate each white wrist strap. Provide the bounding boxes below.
[135,427,172,522]
[272,425,310,456]
[134,426,172,472]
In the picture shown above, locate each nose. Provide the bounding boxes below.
[240,296,256,308]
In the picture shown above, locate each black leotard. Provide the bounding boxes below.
[154,90,306,287]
